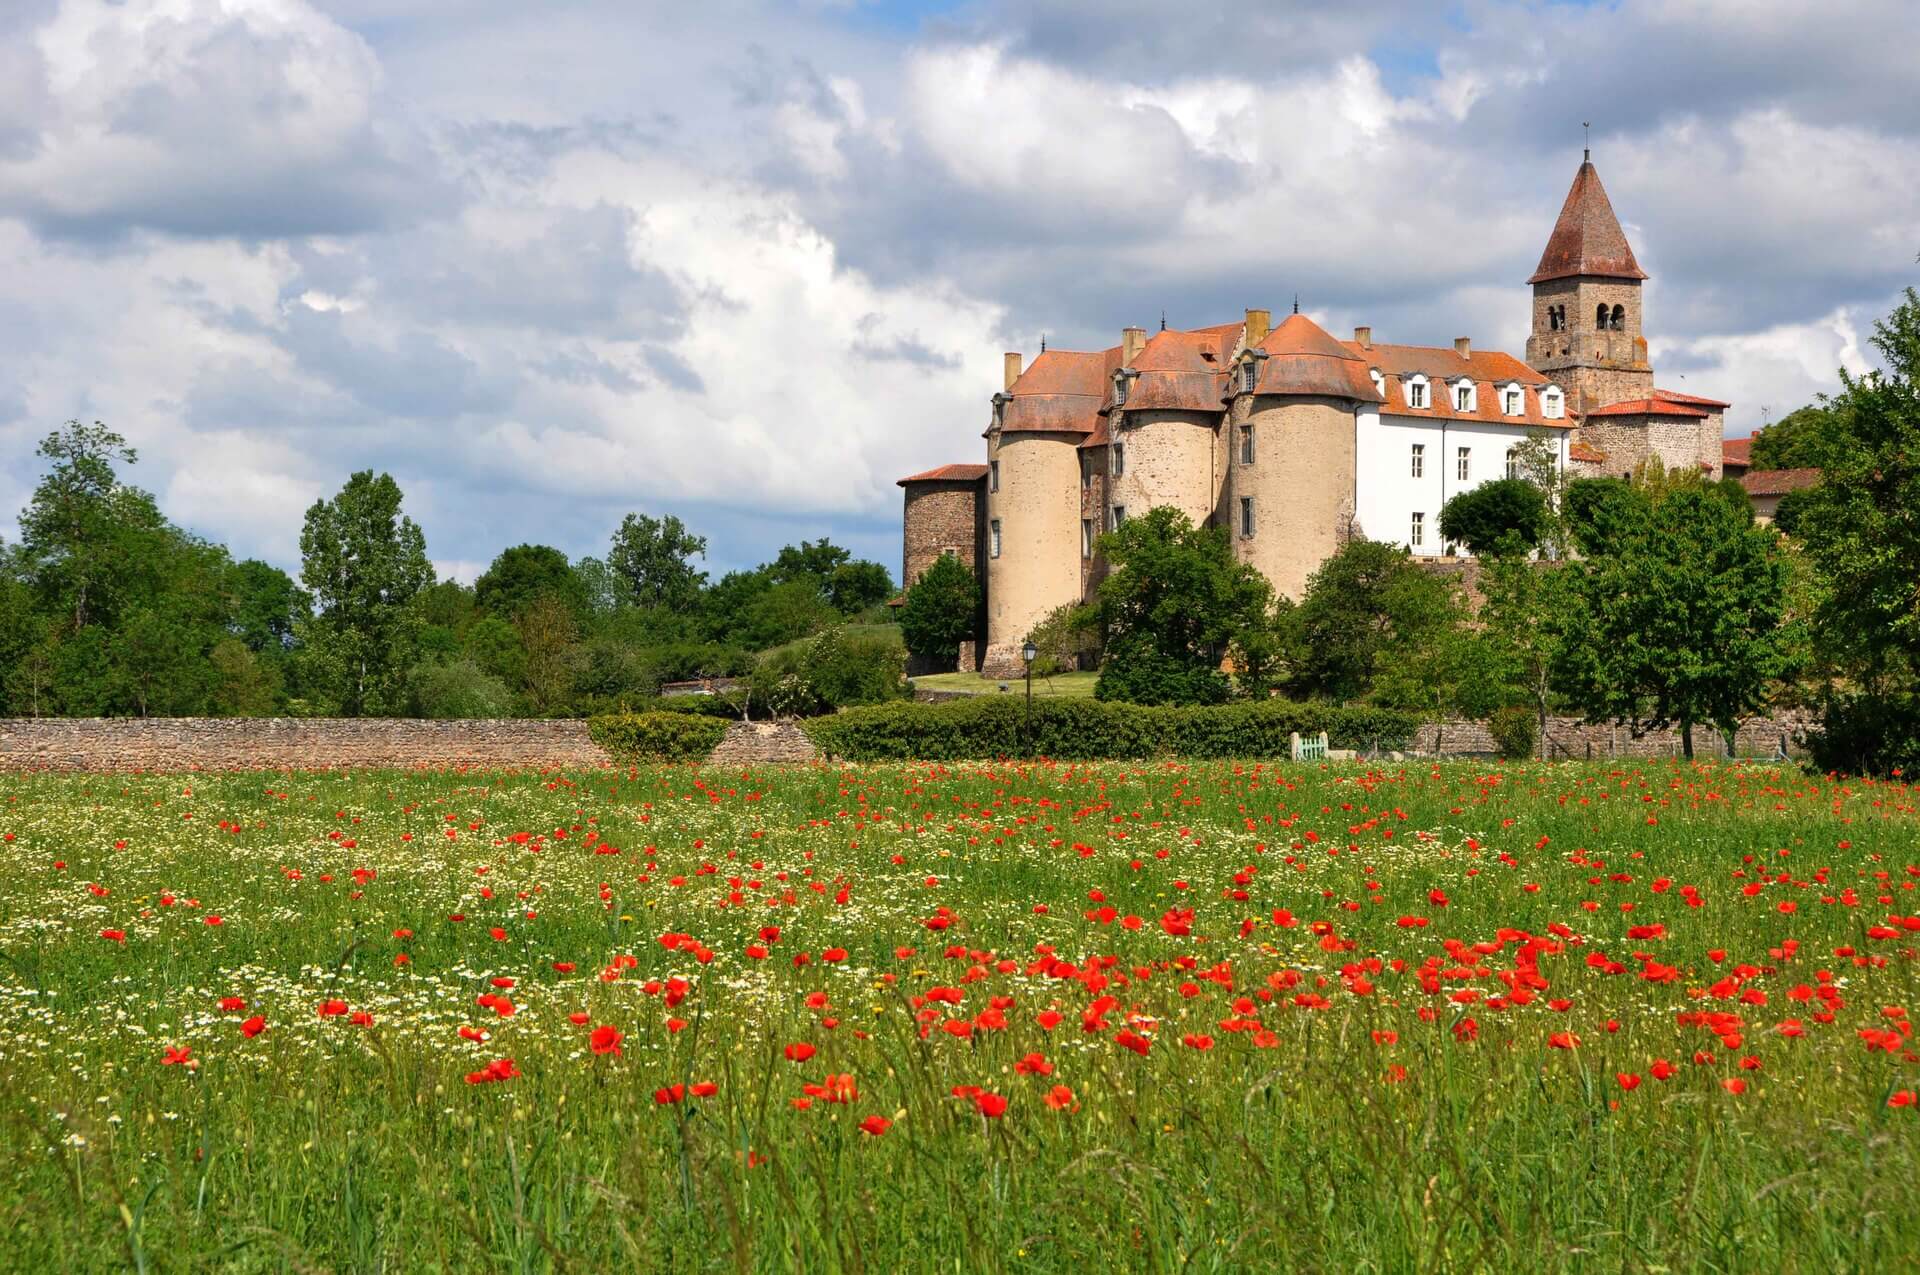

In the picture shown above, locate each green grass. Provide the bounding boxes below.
[912,669,1101,697]
[0,760,1915,1271]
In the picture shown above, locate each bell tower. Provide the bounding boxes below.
[1525,151,1654,413]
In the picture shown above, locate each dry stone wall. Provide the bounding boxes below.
[1411,712,1813,760]
[0,718,614,773]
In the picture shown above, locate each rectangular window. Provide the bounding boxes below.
[1506,449,1520,479]
[1110,505,1126,531]
[989,460,999,492]
[1239,497,1255,538]
[1410,511,1424,548]
[1408,382,1427,409]
[1505,389,1520,416]
[1082,519,1093,558]
[1241,361,1257,394]
[1410,443,1425,478]
[1111,443,1125,476]
[1456,447,1471,481]
[1114,376,1127,406]
[1239,424,1254,464]
[1456,386,1472,411]
[990,519,1002,558]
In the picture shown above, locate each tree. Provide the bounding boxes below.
[1091,507,1272,706]
[516,593,581,713]
[1023,601,1098,677]
[898,554,980,670]
[1781,289,1920,773]
[299,471,434,716]
[1462,553,1576,757]
[227,559,310,652]
[475,545,583,619]
[1438,478,1547,556]
[1551,484,1792,759]
[1286,539,1459,704]
[1748,403,1846,472]
[608,514,707,611]
[826,559,894,614]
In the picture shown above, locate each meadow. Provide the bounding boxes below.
[0,759,1915,1273]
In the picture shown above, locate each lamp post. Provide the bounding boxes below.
[1021,641,1037,755]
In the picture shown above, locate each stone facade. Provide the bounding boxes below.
[900,478,985,589]
[1412,711,1813,760]
[0,717,615,772]
[899,156,1733,678]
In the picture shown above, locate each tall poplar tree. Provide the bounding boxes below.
[299,471,433,715]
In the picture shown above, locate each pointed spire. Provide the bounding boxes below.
[1159,309,1167,331]
[1040,333,1047,352]
[1292,293,1299,315]
[1528,156,1647,284]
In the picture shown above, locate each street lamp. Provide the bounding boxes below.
[1021,641,1037,755]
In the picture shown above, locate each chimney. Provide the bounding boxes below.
[1003,352,1023,392]
[1121,326,1147,365]
[1454,336,1472,360]
[1353,325,1371,349]
[1244,308,1271,347]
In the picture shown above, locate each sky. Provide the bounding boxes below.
[0,0,1914,584]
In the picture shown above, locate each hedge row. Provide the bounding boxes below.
[798,697,1418,762]
[588,712,730,762]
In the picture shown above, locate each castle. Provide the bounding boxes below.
[897,155,1729,675]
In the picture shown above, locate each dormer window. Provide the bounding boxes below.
[1369,368,1384,397]
[1405,376,1429,409]
[1501,383,1523,416]
[1541,388,1564,419]
[1453,382,1476,413]
[1240,360,1257,394]
[1113,374,1128,407]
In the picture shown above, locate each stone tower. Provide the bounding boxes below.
[1524,154,1654,414]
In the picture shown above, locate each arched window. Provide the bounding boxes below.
[1609,304,1626,331]
[1595,303,1609,330]
[1549,304,1566,331]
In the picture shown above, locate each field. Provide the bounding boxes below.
[0,761,1915,1272]
[911,670,1102,698]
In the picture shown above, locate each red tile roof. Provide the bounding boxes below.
[1116,328,1231,413]
[1721,434,1753,466]
[1741,468,1822,496]
[897,463,988,485]
[1655,386,1731,409]
[1247,313,1385,402]
[1569,441,1608,463]
[1528,159,1648,284]
[997,347,1114,436]
[1582,398,1712,419]
[1349,340,1571,428]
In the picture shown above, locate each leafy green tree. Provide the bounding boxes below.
[572,555,630,617]
[899,554,981,669]
[1551,484,1792,759]
[739,580,837,650]
[463,616,528,689]
[1461,554,1577,756]
[1023,601,1098,677]
[1438,478,1547,556]
[299,471,434,716]
[1286,539,1458,703]
[227,559,310,652]
[826,559,894,614]
[475,545,583,619]
[409,659,515,719]
[1091,507,1272,706]
[608,514,707,611]
[208,639,281,715]
[516,593,581,713]
[1748,403,1846,472]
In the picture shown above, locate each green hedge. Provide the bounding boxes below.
[799,697,1417,762]
[588,712,730,762]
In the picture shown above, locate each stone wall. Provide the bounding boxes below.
[705,721,820,767]
[901,479,985,590]
[0,718,616,772]
[1410,711,1813,760]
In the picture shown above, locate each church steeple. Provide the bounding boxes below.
[1528,158,1648,284]
[1525,154,1653,413]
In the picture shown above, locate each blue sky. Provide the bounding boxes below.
[0,0,1913,584]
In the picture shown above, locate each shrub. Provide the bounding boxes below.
[800,697,1418,761]
[1093,639,1230,706]
[1808,691,1920,777]
[1438,478,1547,556]
[899,554,980,669]
[588,712,729,762]
[1487,704,1537,760]
[752,626,908,717]
[409,659,515,719]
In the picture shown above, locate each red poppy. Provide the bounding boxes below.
[100,929,126,943]
[219,996,246,1012]
[590,1025,623,1056]
[317,999,349,1018]
[161,1045,195,1068]
[784,1042,817,1063]
[1616,1072,1642,1090]
[240,1015,266,1038]
[974,1092,1008,1118]
[1044,1084,1077,1111]
[858,1115,891,1136]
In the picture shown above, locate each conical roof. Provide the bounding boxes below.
[1243,311,1383,402]
[1527,158,1648,284]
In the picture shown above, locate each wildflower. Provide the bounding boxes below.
[590,1025,623,1056]
[784,1042,817,1063]
[240,1016,266,1039]
[858,1115,891,1136]
[1043,1085,1077,1111]
[161,1046,195,1069]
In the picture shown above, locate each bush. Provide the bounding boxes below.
[409,659,515,719]
[1094,638,1230,705]
[800,697,1418,761]
[751,626,908,717]
[588,712,729,762]
[1438,478,1547,556]
[1807,691,1920,777]
[899,554,980,669]
[1487,704,1537,760]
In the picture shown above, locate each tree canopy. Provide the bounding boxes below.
[1438,478,1548,556]
[899,554,980,669]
